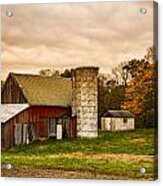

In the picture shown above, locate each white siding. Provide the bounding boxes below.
[101,118,111,131]
[101,117,135,131]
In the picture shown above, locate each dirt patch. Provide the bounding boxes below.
[1,166,150,180]
[48,152,154,161]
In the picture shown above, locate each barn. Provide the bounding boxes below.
[1,73,74,149]
[101,110,135,132]
[1,67,99,148]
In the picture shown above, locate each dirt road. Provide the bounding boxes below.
[1,166,152,180]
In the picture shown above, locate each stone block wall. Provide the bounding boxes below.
[72,67,99,138]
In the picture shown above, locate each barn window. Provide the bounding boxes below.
[48,118,57,137]
[57,118,62,125]
[123,118,127,123]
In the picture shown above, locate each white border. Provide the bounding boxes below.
[0,0,157,4]
[0,0,162,186]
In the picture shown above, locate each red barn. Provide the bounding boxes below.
[1,73,76,149]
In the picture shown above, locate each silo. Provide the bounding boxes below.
[72,67,99,138]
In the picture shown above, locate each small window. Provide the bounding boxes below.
[123,118,127,123]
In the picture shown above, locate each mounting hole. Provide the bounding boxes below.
[140,8,147,14]
[140,167,146,174]
[6,163,12,170]
[6,11,13,17]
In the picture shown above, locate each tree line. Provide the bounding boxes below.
[39,46,157,128]
[98,46,157,128]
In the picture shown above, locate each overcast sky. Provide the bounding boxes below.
[1,1,154,80]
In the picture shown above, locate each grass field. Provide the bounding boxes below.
[1,128,157,180]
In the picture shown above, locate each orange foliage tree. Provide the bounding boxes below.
[121,47,157,127]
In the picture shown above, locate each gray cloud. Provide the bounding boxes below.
[2,1,154,80]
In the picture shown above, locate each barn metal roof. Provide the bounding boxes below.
[9,73,72,107]
[102,110,135,118]
[1,104,29,123]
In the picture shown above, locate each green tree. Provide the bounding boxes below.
[98,74,125,128]
[112,61,130,87]
[39,69,59,77]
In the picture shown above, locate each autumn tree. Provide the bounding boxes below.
[121,47,156,128]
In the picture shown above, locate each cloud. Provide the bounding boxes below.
[1,1,154,80]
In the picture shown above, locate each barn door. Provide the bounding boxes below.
[48,118,56,137]
[62,116,70,138]
[23,124,28,144]
[15,123,36,145]
[28,123,36,143]
[14,124,23,145]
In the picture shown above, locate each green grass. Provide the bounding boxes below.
[1,128,157,180]
[4,128,155,155]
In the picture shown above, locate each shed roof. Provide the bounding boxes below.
[1,104,29,123]
[102,110,135,118]
[10,73,72,107]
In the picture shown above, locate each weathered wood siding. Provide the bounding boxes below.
[1,74,27,103]
[1,106,73,149]
[2,108,30,149]
[1,123,13,149]
[101,118,111,131]
[28,106,72,138]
